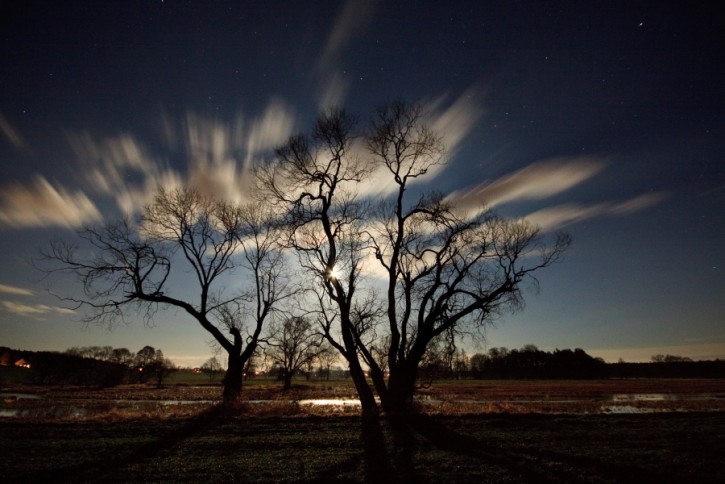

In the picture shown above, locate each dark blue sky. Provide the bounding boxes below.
[1,1,722,365]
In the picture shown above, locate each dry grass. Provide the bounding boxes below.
[3,379,724,422]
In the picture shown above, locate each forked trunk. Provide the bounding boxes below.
[339,312,380,416]
[383,364,418,414]
[346,357,379,416]
[222,355,243,403]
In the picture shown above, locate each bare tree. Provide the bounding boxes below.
[259,108,380,414]
[262,101,570,414]
[43,187,293,402]
[144,349,176,388]
[263,316,322,390]
[316,340,340,381]
[201,356,223,381]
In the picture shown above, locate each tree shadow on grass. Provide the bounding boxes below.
[20,404,229,483]
[305,414,430,483]
[305,414,393,483]
[401,414,674,483]
[404,414,558,483]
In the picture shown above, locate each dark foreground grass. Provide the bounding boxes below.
[2,410,724,483]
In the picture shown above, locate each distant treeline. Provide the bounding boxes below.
[3,345,724,386]
[0,345,175,388]
[420,345,725,380]
[1,347,126,388]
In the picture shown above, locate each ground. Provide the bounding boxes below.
[2,377,725,482]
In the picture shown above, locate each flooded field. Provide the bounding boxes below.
[2,379,724,419]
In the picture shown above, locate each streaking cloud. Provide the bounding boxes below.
[0,114,27,151]
[0,284,33,296]
[526,192,669,231]
[314,0,377,108]
[610,192,668,215]
[0,176,102,229]
[1,300,75,316]
[68,131,181,216]
[445,157,607,216]
[357,89,484,198]
[525,203,609,231]
[68,100,296,216]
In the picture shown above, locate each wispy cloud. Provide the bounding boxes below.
[357,89,484,198]
[524,203,608,231]
[314,0,377,108]
[446,157,607,216]
[525,192,668,231]
[68,130,182,216]
[0,284,33,296]
[442,156,667,230]
[610,192,668,215]
[0,176,102,229]
[243,99,296,167]
[1,300,74,316]
[0,114,27,151]
[67,100,297,215]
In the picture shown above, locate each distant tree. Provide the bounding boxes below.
[0,348,11,367]
[29,351,125,388]
[110,347,134,367]
[43,188,295,402]
[316,341,339,381]
[243,352,260,380]
[264,316,323,390]
[652,354,693,363]
[134,345,158,383]
[145,350,176,388]
[201,357,223,381]
[469,353,488,377]
[452,349,469,379]
[109,347,135,381]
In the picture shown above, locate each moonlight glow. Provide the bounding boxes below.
[326,266,341,281]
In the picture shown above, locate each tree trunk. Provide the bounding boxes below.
[340,321,379,416]
[283,371,292,390]
[346,358,378,416]
[222,355,243,403]
[384,363,418,414]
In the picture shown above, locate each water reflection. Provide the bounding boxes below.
[1,391,723,418]
[298,398,362,406]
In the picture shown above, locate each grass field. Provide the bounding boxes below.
[2,411,724,482]
[3,374,725,482]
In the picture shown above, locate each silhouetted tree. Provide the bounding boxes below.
[261,101,570,414]
[43,188,294,402]
[145,349,176,388]
[264,316,323,389]
[316,341,339,381]
[201,357,223,381]
[652,354,693,363]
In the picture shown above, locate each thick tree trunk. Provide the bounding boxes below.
[283,371,293,390]
[349,363,379,417]
[222,355,243,403]
[384,364,418,414]
[338,310,380,416]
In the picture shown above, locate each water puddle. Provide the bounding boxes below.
[611,393,672,402]
[1,392,42,400]
[1,392,722,418]
[298,398,362,406]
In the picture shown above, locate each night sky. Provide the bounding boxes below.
[1,1,722,366]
